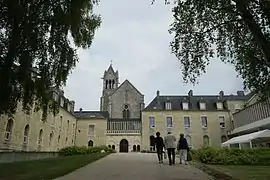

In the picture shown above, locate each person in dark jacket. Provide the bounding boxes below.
[155,132,165,164]
[177,133,190,165]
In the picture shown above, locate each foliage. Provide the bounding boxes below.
[169,0,270,100]
[192,147,270,165]
[58,146,116,156]
[0,0,101,119]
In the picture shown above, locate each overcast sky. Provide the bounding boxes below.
[63,0,244,111]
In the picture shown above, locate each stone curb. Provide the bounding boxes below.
[192,162,240,180]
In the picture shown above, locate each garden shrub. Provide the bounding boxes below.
[59,146,116,156]
[192,147,270,165]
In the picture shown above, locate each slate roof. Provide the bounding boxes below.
[144,93,251,111]
[74,111,109,119]
[111,79,144,96]
[108,118,141,122]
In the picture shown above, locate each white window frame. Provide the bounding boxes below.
[199,102,206,110]
[60,97,64,107]
[218,116,226,129]
[216,102,224,110]
[38,130,43,145]
[165,102,172,110]
[165,116,173,128]
[201,115,208,128]
[234,104,241,111]
[149,116,155,128]
[182,102,189,110]
[4,131,11,141]
[52,92,58,101]
[183,116,191,128]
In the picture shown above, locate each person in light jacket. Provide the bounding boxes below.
[164,131,177,165]
[177,133,190,165]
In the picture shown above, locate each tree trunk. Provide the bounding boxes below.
[235,0,270,65]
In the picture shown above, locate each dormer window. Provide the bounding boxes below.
[182,102,189,110]
[216,102,223,110]
[60,97,64,107]
[67,103,71,112]
[199,102,206,110]
[52,92,58,101]
[165,101,172,110]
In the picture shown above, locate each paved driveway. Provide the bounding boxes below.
[55,153,213,180]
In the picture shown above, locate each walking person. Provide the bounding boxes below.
[155,132,165,164]
[177,133,190,165]
[164,131,177,166]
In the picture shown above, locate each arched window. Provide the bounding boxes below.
[123,105,130,119]
[88,140,94,147]
[133,145,136,151]
[203,135,210,146]
[221,135,227,143]
[186,135,192,147]
[38,129,43,145]
[4,119,14,141]
[136,145,140,152]
[112,80,115,89]
[49,132,54,146]
[112,145,115,149]
[109,80,112,89]
[23,125,30,144]
[108,145,111,148]
[105,80,108,89]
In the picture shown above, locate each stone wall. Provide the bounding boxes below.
[0,151,58,163]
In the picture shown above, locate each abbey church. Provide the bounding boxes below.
[0,64,255,153]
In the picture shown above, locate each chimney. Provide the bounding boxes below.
[188,90,193,97]
[156,90,160,97]
[219,91,224,99]
[79,108,83,112]
[237,91,245,96]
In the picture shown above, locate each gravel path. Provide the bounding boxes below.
[54,153,213,180]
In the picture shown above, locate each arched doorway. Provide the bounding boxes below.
[133,145,136,152]
[119,139,129,153]
[88,140,94,147]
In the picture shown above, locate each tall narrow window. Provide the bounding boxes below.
[184,116,190,128]
[122,105,130,119]
[67,120,70,132]
[219,116,225,128]
[23,125,30,144]
[88,125,95,136]
[201,116,208,128]
[49,132,54,146]
[149,116,155,127]
[203,135,210,146]
[166,116,173,127]
[182,102,189,110]
[60,116,63,127]
[38,129,43,145]
[4,119,13,141]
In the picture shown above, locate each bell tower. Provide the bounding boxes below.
[100,63,119,111]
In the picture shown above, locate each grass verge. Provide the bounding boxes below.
[0,153,110,180]
[209,165,270,180]
[193,162,270,180]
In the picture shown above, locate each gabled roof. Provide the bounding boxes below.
[144,94,251,111]
[74,111,109,119]
[111,79,143,96]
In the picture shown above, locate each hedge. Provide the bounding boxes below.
[59,146,116,156]
[191,147,270,165]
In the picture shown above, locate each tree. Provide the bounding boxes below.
[169,0,270,99]
[0,0,101,119]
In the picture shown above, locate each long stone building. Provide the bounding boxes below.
[1,64,265,153]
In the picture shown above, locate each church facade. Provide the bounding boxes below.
[0,65,252,153]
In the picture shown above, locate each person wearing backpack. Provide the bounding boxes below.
[177,133,190,165]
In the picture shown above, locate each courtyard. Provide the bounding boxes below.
[54,153,212,180]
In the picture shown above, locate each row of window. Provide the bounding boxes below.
[165,101,224,110]
[4,119,75,149]
[149,116,226,128]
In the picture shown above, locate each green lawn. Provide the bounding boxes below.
[0,153,109,180]
[209,165,270,180]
